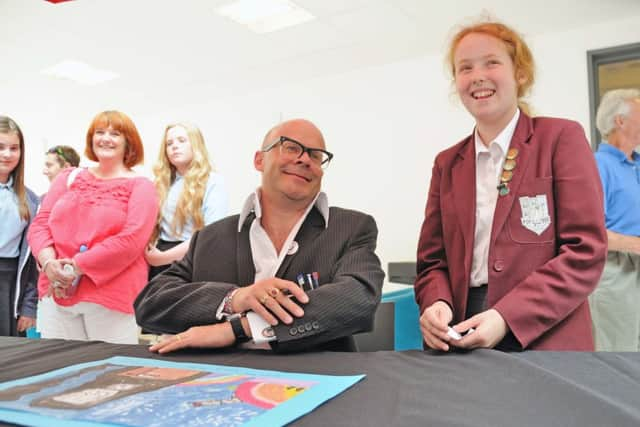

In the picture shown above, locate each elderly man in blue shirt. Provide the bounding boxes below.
[590,88,640,351]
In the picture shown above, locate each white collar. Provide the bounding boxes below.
[474,108,520,159]
[0,175,14,190]
[238,189,330,232]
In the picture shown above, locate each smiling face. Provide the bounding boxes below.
[165,125,194,174]
[0,132,21,184]
[255,120,324,206]
[454,32,523,132]
[91,125,127,164]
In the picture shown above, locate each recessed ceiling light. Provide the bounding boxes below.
[216,0,315,33]
[41,60,119,85]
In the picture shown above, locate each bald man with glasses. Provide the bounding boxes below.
[135,118,384,353]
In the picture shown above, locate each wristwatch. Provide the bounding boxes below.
[229,314,250,343]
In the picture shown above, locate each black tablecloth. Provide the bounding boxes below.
[0,337,639,426]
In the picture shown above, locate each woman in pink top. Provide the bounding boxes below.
[28,111,159,344]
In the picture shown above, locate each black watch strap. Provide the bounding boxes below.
[230,315,250,343]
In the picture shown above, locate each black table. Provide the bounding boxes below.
[1,337,639,426]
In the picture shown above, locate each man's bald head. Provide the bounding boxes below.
[254,118,327,207]
[261,119,326,150]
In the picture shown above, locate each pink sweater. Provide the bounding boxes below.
[28,168,159,314]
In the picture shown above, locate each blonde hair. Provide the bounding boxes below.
[153,123,213,240]
[446,20,536,116]
[0,115,30,221]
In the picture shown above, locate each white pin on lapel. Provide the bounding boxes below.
[287,241,299,255]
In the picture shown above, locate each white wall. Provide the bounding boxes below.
[17,13,640,273]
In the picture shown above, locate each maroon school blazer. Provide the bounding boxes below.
[415,113,606,350]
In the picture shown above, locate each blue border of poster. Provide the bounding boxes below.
[0,356,364,427]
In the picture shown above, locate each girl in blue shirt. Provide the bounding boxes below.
[146,123,229,279]
[0,115,39,336]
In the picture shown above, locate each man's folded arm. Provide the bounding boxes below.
[134,231,236,334]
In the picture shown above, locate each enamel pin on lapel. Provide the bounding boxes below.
[497,147,519,196]
[287,241,299,255]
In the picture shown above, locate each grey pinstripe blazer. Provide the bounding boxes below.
[134,206,384,353]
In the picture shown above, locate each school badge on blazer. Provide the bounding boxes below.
[518,195,551,235]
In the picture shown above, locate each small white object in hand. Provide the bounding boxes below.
[447,327,475,340]
[447,327,462,340]
[63,264,76,277]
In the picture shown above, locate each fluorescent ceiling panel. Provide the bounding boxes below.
[41,60,119,85]
[216,0,315,33]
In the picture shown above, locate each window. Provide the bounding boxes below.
[587,42,640,147]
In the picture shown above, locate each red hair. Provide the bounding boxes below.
[447,21,535,115]
[85,110,144,167]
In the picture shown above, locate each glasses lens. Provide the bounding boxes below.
[320,153,331,169]
[281,140,303,157]
[280,139,331,168]
[308,150,326,164]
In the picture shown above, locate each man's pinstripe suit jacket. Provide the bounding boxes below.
[135,206,384,353]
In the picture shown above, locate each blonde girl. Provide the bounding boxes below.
[146,123,228,279]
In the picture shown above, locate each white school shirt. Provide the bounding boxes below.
[469,109,520,287]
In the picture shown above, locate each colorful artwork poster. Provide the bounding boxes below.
[0,356,364,427]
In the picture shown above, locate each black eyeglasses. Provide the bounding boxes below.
[262,136,333,169]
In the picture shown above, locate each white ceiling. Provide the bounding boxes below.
[2,0,640,116]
